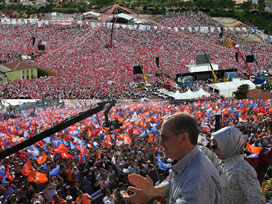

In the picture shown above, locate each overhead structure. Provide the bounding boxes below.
[231,38,265,84]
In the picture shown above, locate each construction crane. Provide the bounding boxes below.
[231,39,265,84]
[204,53,219,83]
[251,49,266,84]
[137,59,150,88]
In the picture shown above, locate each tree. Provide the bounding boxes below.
[233,84,250,99]
[258,0,266,14]
[260,82,272,93]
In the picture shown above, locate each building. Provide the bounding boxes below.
[0,61,38,83]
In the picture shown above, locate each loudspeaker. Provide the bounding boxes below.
[235,52,239,62]
[219,32,223,38]
[215,111,221,131]
[246,55,254,63]
[38,45,45,50]
[133,66,143,74]
[156,57,159,67]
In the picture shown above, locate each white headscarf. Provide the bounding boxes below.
[212,126,244,161]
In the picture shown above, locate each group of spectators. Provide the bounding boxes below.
[0,99,271,203]
[0,10,272,99]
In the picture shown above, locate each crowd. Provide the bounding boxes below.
[0,99,271,203]
[0,10,272,99]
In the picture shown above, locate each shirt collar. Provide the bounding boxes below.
[172,145,199,174]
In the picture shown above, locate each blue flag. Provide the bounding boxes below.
[49,165,60,176]
[70,141,76,150]
[82,152,86,164]
[0,169,6,186]
[43,137,51,144]
[21,110,28,118]
[1,186,15,203]
[157,155,170,171]
[43,163,48,170]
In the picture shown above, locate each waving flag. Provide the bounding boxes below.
[28,170,48,183]
[0,169,6,185]
[62,151,74,159]
[1,186,14,203]
[49,165,60,176]
[6,165,14,181]
[246,143,263,154]
[43,137,51,143]
[22,159,33,176]
[58,143,68,152]
[37,153,47,165]
[157,155,171,171]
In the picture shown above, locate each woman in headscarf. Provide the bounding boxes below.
[210,126,265,204]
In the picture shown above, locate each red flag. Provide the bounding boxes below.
[133,129,140,135]
[22,159,33,176]
[62,151,74,159]
[79,154,82,164]
[53,148,64,153]
[6,165,14,181]
[97,148,101,159]
[36,153,47,165]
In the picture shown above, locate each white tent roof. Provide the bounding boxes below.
[117,13,133,21]
[194,88,211,97]
[208,78,256,97]
[1,99,37,107]
[182,89,199,99]
[83,11,100,17]
[232,78,256,89]
[208,82,236,91]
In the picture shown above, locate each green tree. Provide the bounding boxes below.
[233,84,250,99]
[240,1,252,13]
[260,82,272,93]
[258,0,266,14]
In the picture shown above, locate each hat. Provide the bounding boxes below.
[33,201,41,204]
[65,185,71,189]
[66,195,73,200]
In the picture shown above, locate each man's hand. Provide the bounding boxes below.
[120,186,151,204]
[128,174,155,197]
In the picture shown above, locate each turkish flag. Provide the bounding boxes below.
[6,165,14,181]
[62,152,74,159]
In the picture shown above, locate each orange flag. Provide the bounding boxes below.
[58,143,68,152]
[28,170,36,182]
[246,143,263,154]
[28,170,48,183]
[88,128,93,138]
[252,115,258,121]
[97,148,101,159]
[37,153,47,165]
[22,159,33,176]
[123,133,131,145]
[148,134,154,142]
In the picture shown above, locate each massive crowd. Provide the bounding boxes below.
[0,99,271,203]
[0,10,272,99]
